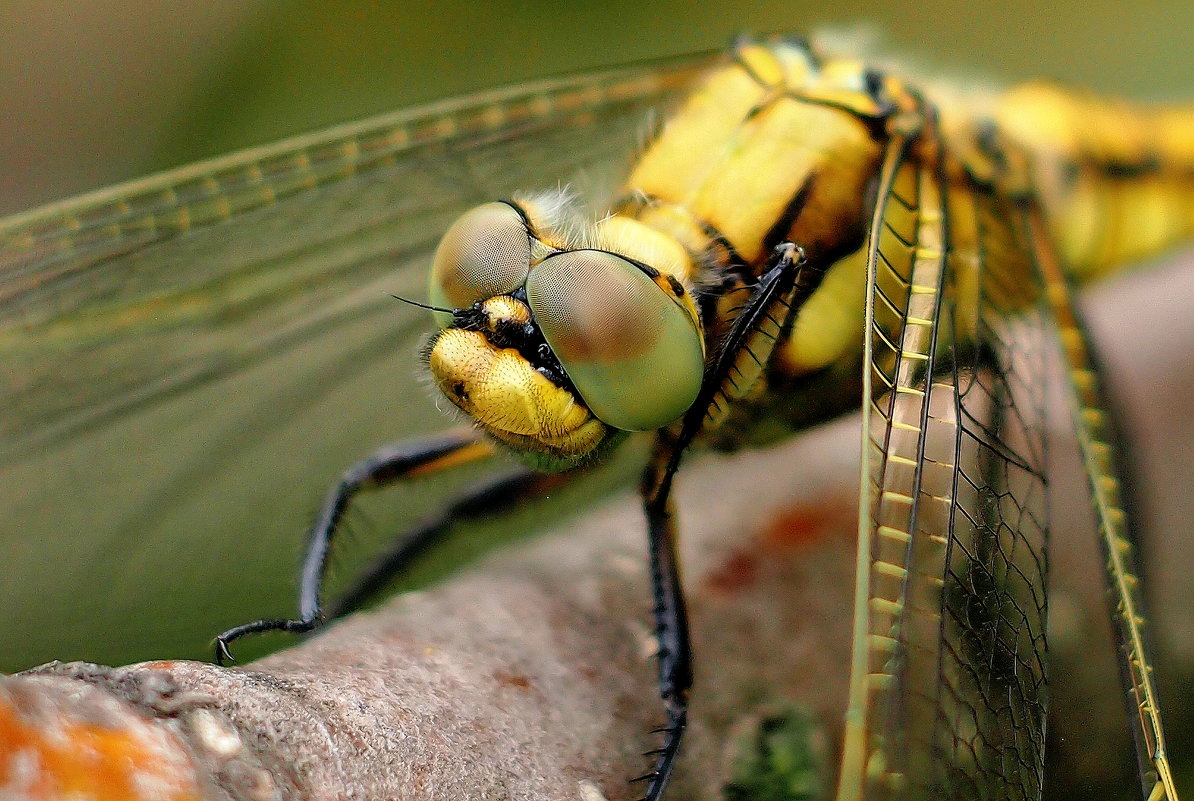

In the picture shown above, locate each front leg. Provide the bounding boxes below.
[632,242,818,800]
[633,438,693,801]
[214,429,496,663]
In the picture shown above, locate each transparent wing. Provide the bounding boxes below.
[839,113,1051,800]
[1027,204,1180,800]
[0,51,719,671]
[929,165,1052,801]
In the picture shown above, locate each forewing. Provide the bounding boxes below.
[0,51,718,671]
[1026,205,1179,800]
[839,115,1051,800]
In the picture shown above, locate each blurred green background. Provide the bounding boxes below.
[2,2,1193,797]
[4,0,1194,215]
[8,0,1193,655]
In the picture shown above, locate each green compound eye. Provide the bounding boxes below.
[430,202,531,326]
[527,250,705,431]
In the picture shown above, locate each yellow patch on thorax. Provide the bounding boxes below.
[624,44,881,267]
[596,215,695,284]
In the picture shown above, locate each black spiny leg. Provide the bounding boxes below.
[632,242,821,800]
[633,445,693,801]
[214,429,497,663]
[328,465,551,618]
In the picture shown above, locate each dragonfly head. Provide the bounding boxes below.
[425,200,706,471]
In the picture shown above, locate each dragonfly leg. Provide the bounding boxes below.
[631,242,820,800]
[327,466,552,618]
[214,429,497,664]
[634,445,692,801]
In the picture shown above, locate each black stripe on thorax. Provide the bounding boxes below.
[761,179,814,255]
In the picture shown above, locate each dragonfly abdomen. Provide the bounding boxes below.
[996,82,1194,279]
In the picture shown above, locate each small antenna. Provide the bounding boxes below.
[391,294,455,315]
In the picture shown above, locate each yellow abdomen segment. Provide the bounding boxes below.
[996,82,1194,281]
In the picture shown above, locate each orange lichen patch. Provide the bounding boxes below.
[0,686,204,801]
[704,497,854,594]
[704,551,761,593]
[492,670,533,691]
[760,498,853,550]
[139,661,181,670]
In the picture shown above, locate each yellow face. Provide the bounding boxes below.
[426,199,706,470]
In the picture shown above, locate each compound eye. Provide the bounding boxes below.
[430,202,531,325]
[527,250,704,431]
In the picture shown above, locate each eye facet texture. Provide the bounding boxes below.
[527,250,703,431]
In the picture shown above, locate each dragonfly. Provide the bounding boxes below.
[1,33,1189,800]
